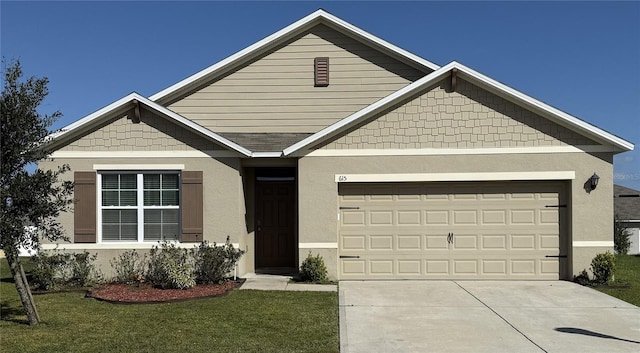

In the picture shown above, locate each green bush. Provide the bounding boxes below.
[573,269,591,286]
[591,251,616,285]
[146,242,195,289]
[192,236,245,284]
[614,215,631,255]
[110,250,147,284]
[299,252,328,283]
[31,250,102,290]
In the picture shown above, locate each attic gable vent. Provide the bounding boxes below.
[314,57,329,87]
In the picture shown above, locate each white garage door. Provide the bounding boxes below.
[338,182,565,280]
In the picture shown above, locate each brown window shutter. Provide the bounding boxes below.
[314,57,329,86]
[181,171,203,242]
[74,171,97,243]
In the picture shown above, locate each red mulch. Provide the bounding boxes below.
[88,281,242,304]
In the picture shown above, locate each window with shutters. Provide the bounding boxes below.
[314,57,329,86]
[99,172,180,242]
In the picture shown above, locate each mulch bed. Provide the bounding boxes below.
[87,280,244,304]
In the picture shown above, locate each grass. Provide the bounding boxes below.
[0,258,339,353]
[594,254,640,307]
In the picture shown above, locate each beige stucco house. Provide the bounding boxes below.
[41,10,634,280]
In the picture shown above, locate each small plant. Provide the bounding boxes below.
[591,251,616,285]
[192,236,245,284]
[146,241,195,289]
[111,250,147,284]
[573,269,591,286]
[614,214,631,255]
[31,250,102,290]
[299,252,328,283]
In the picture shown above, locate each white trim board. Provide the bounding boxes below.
[40,243,241,250]
[572,241,614,248]
[306,145,614,157]
[93,164,185,171]
[51,150,241,159]
[299,242,338,249]
[334,171,576,183]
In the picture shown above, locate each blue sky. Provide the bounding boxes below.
[2,1,639,189]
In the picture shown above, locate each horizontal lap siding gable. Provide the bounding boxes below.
[168,24,425,134]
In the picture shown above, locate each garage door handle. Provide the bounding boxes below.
[340,255,361,259]
[339,206,360,210]
[545,255,567,258]
[447,232,454,244]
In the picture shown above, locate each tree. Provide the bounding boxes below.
[614,214,631,255]
[1,60,73,325]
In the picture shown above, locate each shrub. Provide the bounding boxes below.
[110,250,147,284]
[591,251,616,285]
[573,269,591,286]
[31,250,102,290]
[299,252,328,283]
[614,215,631,255]
[192,236,245,284]
[146,242,195,289]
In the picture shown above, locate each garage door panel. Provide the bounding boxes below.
[339,182,563,280]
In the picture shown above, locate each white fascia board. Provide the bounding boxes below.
[47,93,252,157]
[453,62,634,152]
[149,9,439,103]
[283,62,457,156]
[285,61,634,156]
[251,152,283,158]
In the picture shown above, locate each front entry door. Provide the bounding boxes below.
[255,180,296,269]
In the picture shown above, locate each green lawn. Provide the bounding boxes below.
[595,254,640,307]
[0,259,339,353]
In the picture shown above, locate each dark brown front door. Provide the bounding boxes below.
[255,180,296,269]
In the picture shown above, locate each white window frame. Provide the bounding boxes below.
[97,171,181,243]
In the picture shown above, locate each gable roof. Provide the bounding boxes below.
[46,93,252,157]
[283,61,635,156]
[614,184,640,221]
[149,9,440,105]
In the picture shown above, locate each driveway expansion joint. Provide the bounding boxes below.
[454,281,549,353]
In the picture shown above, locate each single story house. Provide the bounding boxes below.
[614,184,640,255]
[41,10,634,280]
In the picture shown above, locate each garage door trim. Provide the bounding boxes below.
[335,171,575,183]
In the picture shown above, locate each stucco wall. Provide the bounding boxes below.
[298,152,614,279]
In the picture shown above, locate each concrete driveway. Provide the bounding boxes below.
[339,281,640,353]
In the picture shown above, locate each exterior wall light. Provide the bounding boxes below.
[590,173,600,190]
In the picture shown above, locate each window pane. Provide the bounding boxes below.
[144,191,160,206]
[120,174,137,189]
[120,225,138,241]
[162,191,179,206]
[144,174,160,189]
[102,174,118,189]
[102,210,120,223]
[102,225,120,241]
[163,210,179,223]
[102,191,119,206]
[144,210,162,223]
[144,224,161,241]
[162,174,179,189]
[162,225,179,241]
[121,210,138,223]
[120,191,137,206]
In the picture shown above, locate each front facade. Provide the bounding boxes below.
[41,10,634,280]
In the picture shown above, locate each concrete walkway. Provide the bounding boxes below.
[340,280,640,353]
[239,273,337,292]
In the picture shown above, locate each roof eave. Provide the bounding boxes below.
[45,93,253,157]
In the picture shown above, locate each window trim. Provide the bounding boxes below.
[97,170,182,243]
